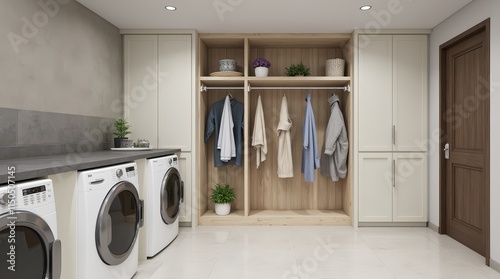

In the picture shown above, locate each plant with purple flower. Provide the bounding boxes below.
[252,58,271,68]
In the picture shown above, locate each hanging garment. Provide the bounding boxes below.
[218,95,236,162]
[252,95,267,168]
[277,94,293,178]
[205,97,244,167]
[301,92,320,182]
[320,94,349,181]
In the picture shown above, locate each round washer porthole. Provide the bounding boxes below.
[95,182,141,266]
[160,167,182,225]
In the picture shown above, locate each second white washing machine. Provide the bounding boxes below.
[146,155,183,258]
[77,163,143,279]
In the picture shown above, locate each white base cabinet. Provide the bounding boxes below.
[358,153,427,223]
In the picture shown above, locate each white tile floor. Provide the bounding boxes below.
[134,226,500,279]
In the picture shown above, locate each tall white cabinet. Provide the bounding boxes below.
[124,32,196,224]
[355,32,428,225]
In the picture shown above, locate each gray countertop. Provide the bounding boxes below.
[0,149,180,184]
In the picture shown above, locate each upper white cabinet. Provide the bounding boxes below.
[358,34,428,152]
[158,35,192,150]
[125,34,193,151]
[124,35,159,148]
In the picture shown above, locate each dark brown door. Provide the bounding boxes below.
[440,19,490,264]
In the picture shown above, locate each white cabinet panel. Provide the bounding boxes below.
[393,35,428,152]
[158,35,192,151]
[393,153,427,222]
[359,153,393,222]
[359,152,428,223]
[178,152,192,222]
[358,35,393,152]
[124,35,158,148]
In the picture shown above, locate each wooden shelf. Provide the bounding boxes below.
[247,76,351,88]
[199,77,245,87]
[200,76,351,89]
[199,210,351,226]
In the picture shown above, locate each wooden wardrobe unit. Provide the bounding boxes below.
[197,34,353,225]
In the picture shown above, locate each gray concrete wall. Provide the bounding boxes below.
[0,0,123,159]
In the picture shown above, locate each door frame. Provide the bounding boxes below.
[439,18,490,265]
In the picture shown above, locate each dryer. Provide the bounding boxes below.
[146,155,183,257]
[0,178,61,279]
[77,163,143,279]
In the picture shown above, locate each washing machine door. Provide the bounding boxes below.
[160,167,182,225]
[95,181,143,266]
[0,211,61,279]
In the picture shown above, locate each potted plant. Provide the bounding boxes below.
[113,117,132,148]
[252,58,271,77]
[285,62,311,76]
[209,183,236,216]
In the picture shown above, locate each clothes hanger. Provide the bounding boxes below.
[227,89,233,100]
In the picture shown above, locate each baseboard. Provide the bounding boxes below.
[490,258,500,273]
[428,222,439,232]
[358,222,427,227]
[180,221,192,227]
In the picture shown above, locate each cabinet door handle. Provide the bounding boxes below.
[392,159,396,188]
[392,125,396,145]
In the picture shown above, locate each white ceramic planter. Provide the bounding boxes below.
[214,203,231,216]
[254,66,269,77]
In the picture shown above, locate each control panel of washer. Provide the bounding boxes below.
[0,180,54,209]
[21,184,51,206]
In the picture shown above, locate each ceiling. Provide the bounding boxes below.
[75,0,473,33]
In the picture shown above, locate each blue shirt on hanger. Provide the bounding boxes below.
[301,93,320,182]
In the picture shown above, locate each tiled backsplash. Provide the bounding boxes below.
[0,108,114,160]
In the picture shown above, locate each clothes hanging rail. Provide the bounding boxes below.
[200,84,351,93]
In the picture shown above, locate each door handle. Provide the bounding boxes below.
[444,143,450,160]
[392,125,396,145]
[392,159,395,188]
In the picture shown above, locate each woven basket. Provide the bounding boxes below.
[326,58,345,76]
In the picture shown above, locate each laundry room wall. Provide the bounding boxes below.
[429,0,500,267]
[0,0,123,159]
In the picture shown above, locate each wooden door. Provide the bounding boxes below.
[393,35,428,152]
[358,35,393,152]
[358,153,392,222]
[440,19,490,262]
[393,153,427,222]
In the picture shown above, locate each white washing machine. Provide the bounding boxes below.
[146,155,183,257]
[77,163,143,279]
[0,178,61,279]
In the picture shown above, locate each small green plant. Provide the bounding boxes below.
[113,117,132,138]
[285,62,311,76]
[210,183,236,204]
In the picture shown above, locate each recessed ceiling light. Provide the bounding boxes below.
[165,6,177,11]
[360,5,372,11]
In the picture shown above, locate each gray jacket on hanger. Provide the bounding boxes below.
[320,94,348,181]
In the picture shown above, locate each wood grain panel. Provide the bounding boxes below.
[453,165,484,230]
[206,48,245,75]
[204,90,245,210]
[248,89,346,210]
[248,47,344,77]
[452,46,485,152]
[199,88,209,215]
